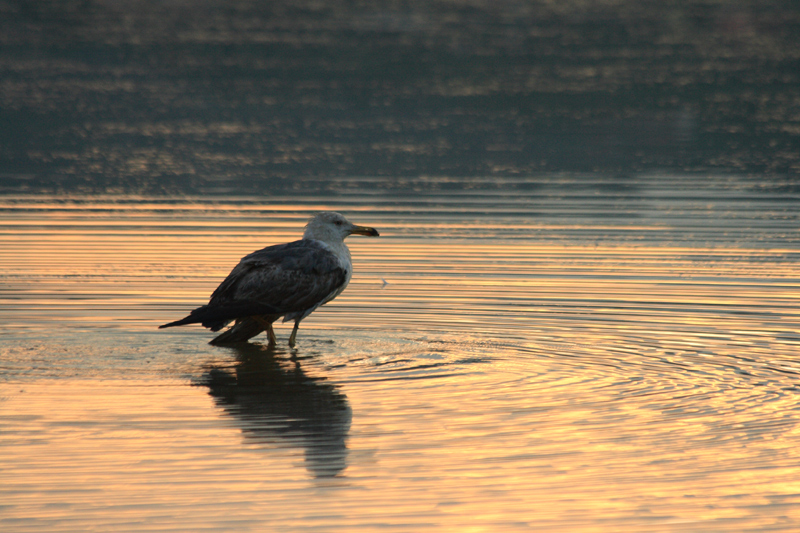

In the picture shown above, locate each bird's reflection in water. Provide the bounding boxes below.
[198,343,351,478]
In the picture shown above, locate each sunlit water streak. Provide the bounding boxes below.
[1,175,800,531]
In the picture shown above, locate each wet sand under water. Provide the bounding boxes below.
[2,175,800,531]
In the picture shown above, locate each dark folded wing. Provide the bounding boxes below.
[209,239,347,314]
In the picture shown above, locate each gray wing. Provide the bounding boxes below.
[159,239,347,332]
[210,239,347,315]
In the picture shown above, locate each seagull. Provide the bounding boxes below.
[159,212,380,346]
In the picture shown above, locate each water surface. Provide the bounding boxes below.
[3,0,799,195]
[2,175,800,531]
[3,1,800,530]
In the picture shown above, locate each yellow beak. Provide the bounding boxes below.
[349,225,380,237]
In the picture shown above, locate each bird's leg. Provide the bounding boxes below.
[288,320,300,347]
[267,324,277,346]
[252,316,277,346]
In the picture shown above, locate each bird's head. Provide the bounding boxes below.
[304,212,380,243]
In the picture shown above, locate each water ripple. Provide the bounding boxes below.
[2,178,800,531]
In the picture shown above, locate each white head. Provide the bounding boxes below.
[303,212,380,244]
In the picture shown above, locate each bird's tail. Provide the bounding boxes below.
[159,301,281,332]
[209,316,271,345]
[158,305,230,331]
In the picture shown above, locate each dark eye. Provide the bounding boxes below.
[334,220,343,226]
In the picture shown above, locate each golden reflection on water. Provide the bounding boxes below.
[2,195,800,531]
[6,346,800,531]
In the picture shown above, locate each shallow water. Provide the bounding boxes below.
[2,175,800,531]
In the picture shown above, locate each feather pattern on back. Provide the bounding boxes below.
[210,239,348,315]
